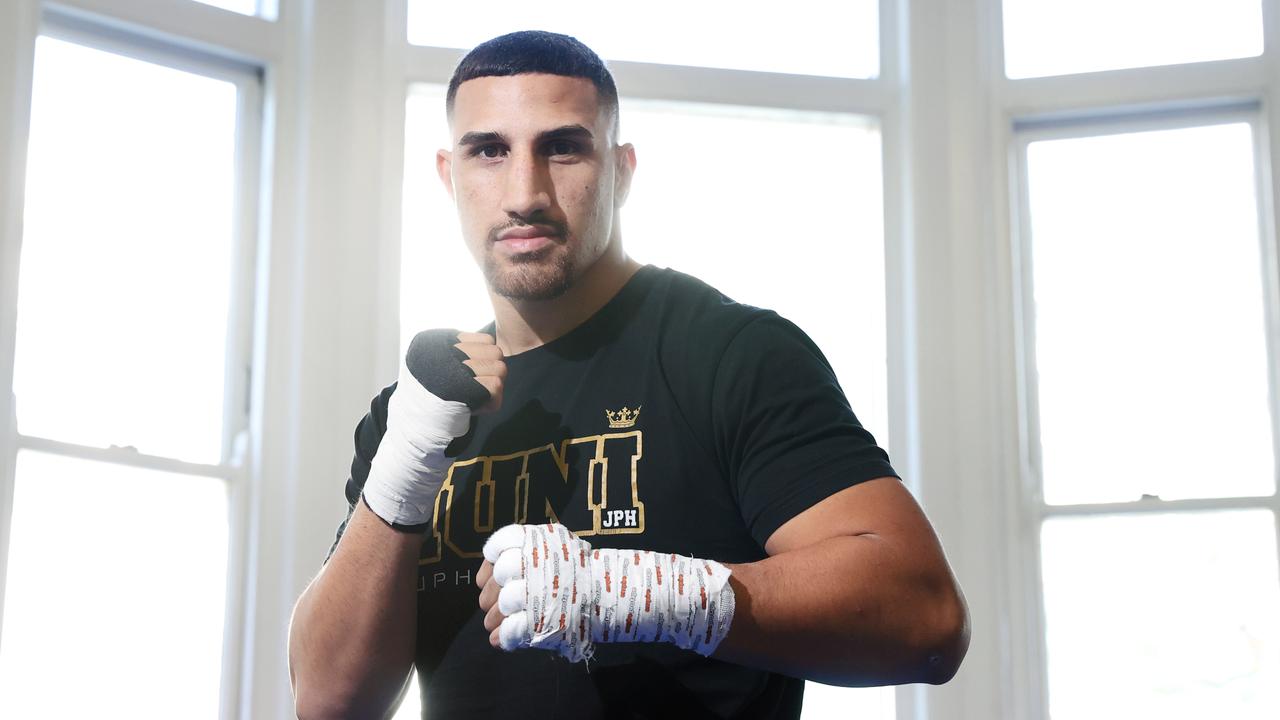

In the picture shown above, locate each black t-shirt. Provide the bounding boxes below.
[329,265,900,719]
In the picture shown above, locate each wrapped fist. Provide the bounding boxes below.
[478,523,736,663]
[362,330,505,530]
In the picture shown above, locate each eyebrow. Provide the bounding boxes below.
[457,124,596,149]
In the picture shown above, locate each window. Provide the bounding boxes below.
[1016,117,1280,718]
[405,0,880,79]
[195,0,271,18]
[1041,511,1280,718]
[0,33,258,718]
[1023,121,1273,506]
[1002,0,1264,78]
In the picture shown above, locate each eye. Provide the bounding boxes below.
[474,144,506,159]
[548,140,579,156]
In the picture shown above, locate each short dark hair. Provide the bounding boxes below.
[445,30,620,141]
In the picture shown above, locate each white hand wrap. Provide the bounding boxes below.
[362,357,472,528]
[482,523,736,663]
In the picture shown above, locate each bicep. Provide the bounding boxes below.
[763,477,947,562]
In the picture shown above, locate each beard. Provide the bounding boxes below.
[483,244,576,301]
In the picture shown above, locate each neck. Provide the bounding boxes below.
[489,241,643,356]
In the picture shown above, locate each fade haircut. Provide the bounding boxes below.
[445,30,621,142]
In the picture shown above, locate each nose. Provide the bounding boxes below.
[501,150,552,219]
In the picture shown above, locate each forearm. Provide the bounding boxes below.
[288,500,421,720]
[715,533,970,687]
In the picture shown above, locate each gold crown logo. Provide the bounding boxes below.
[605,406,641,428]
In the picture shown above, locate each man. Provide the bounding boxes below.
[289,30,968,720]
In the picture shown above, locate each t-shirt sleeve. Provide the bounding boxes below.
[324,382,396,564]
[711,313,899,549]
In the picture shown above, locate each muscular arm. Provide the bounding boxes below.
[714,477,970,687]
[478,476,969,687]
[288,501,421,720]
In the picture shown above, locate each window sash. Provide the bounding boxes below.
[1013,106,1280,514]
[1011,106,1280,719]
[0,17,262,720]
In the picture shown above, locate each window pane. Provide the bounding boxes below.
[1003,0,1264,78]
[13,37,240,464]
[0,451,229,719]
[402,86,890,452]
[401,85,493,340]
[194,0,260,15]
[1026,123,1274,505]
[1041,511,1280,719]
[406,0,879,79]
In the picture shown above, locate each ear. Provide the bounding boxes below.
[613,143,636,208]
[436,148,455,201]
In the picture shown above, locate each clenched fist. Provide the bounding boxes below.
[478,523,737,663]
[361,329,506,530]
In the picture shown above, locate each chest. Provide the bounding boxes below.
[413,344,762,597]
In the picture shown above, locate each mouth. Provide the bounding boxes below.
[495,234,557,254]
[494,225,563,256]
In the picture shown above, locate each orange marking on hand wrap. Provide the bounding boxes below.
[625,612,633,634]
[552,574,559,596]
[604,570,611,592]
[645,588,651,612]
[559,613,566,631]
[580,549,586,567]
[532,546,539,568]
[562,543,570,561]
[655,566,662,585]
[620,576,628,598]
[634,552,641,564]
[593,549,600,560]
[700,587,707,609]
[678,574,685,595]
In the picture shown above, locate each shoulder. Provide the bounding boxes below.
[643,267,829,384]
[640,267,798,463]
[643,266,775,358]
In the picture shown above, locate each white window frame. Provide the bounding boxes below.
[991,2,1280,719]
[1011,102,1280,717]
[0,1,277,718]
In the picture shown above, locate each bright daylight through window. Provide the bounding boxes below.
[407,0,880,79]
[0,36,241,720]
